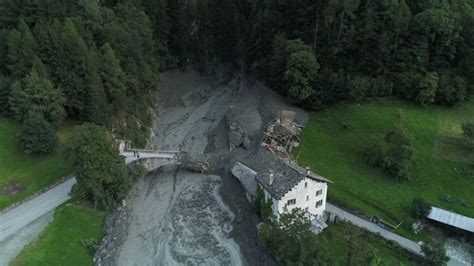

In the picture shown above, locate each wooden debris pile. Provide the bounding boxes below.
[262,111,303,159]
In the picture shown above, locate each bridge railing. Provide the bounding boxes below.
[124,148,182,155]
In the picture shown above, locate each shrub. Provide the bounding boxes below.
[416,72,438,106]
[411,198,431,218]
[342,122,353,130]
[421,239,449,266]
[348,75,393,101]
[461,122,474,150]
[19,112,58,155]
[435,74,466,106]
[365,138,385,167]
[0,74,12,115]
[370,76,393,97]
[365,125,414,180]
[348,76,370,101]
[254,184,273,220]
[80,237,100,256]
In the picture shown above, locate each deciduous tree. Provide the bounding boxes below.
[64,123,133,210]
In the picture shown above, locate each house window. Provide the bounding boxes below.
[287,199,296,206]
[305,182,308,188]
[316,200,323,208]
[316,189,322,196]
[306,195,309,201]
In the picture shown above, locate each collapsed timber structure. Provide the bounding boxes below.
[262,111,303,159]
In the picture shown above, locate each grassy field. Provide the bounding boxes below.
[11,203,105,266]
[0,118,75,210]
[316,222,420,265]
[295,98,474,238]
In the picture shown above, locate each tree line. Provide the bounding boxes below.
[244,0,474,108]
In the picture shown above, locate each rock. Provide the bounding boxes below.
[242,135,252,150]
[229,123,237,131]
[198,85,212,98]
[229,131,243,147]
[227,79,238,89]
[181,92,195,107]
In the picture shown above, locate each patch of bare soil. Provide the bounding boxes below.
[1,182,24,196]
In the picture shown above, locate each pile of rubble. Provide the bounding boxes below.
[262,111,303,159]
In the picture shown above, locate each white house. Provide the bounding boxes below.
[232,148,331,220]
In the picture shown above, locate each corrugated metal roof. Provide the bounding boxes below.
[427,207,474,233]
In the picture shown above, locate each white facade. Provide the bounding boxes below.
[260,177,327,219]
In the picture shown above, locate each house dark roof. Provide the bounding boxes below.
[238,148,331,200]
[231,162,257,197]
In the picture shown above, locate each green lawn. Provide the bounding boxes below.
[295,98,474,238]
[316,222,420,265]
[11,203,105,266]
[0,118,75,210]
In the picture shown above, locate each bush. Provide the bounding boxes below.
[435,74,466,106]
[416,72,438,106]
[258,208,322,264]
[348,76,370,101]
[396,71,439,106]
[254,184,273,220]
[461,122,474,150]
[421,239,449,266]
[365,125,414,180]
[412,198,431,218]
[80,237,100,256]
[342,122,353,130]
[19,113,58,155]
[348,76,393,101]
[370,76,393,97]
[0,74,12,115]
[365,138,385,167]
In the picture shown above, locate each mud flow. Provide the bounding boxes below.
[95,67,307,266]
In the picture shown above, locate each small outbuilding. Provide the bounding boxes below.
[427,207,474,233]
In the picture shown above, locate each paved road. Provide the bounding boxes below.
[326,203,423,255]
[0,151,174,243]
[0,178,76,242]
[326,203,466,266]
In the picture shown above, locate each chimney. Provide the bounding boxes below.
[269,173,274,186]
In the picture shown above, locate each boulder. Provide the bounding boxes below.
[243,135,252,150]
[229,130,243,147]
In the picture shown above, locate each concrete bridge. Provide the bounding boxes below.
[122,148,181,171]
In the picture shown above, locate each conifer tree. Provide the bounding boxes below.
[99,43,126,111]
[9,63,65,128]
[85,45,110,126]
[19,112,58,155]
[56,18,89,117]
[6,18,37,79]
